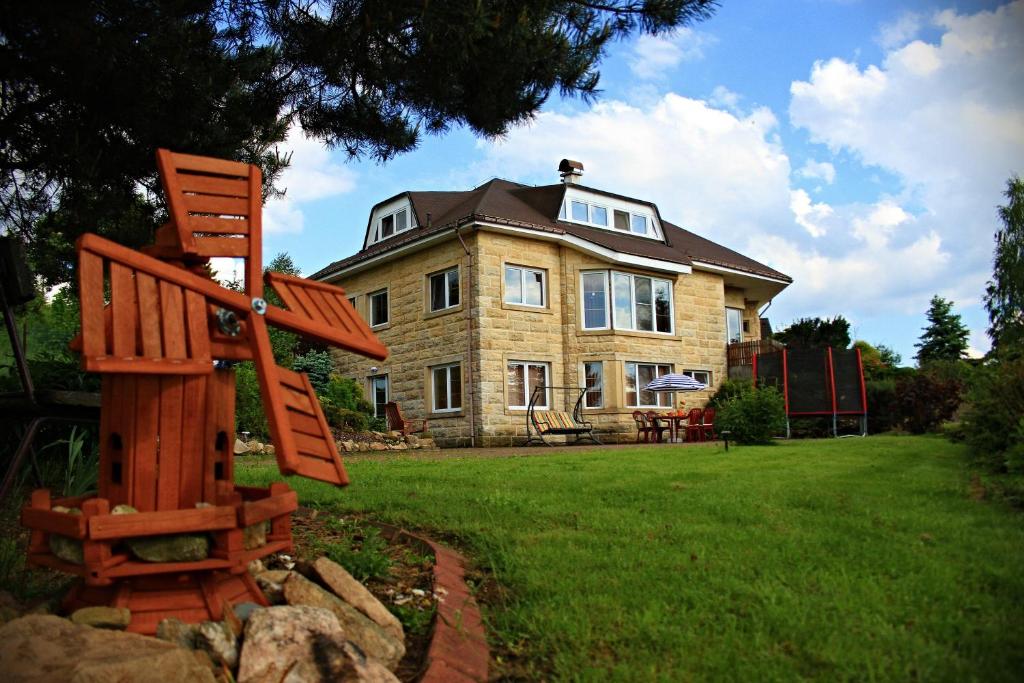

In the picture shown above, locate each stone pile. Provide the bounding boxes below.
[0,557,405,683]
[338,431,436,453]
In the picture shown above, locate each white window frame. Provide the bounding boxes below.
[583,361,604,409]
[561,199,655,238]
[586,270,673,334]
[507,361,550,410]
[369,289,389,327]
[429,267,460,312]
[431,363,462,413]
[726,307,743,344]
[580,270,611,330]
[625,362,675,408]
[369,374,389,418]
[371,205,414,243]
[683,369,712,386]
[504,265,546,307]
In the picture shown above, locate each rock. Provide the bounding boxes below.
[251,441,265,454]
[283,573,404,670]
[0,614,216,682]
[391,442,408,451]
[247,558,266,576]
[341,440,356,452]
[311,557,404,642]
[264,445,275,456]
[237,606,398,683]
[255,570,291,604]
[196,620,238,669]
[233,602,261,624]
[369,442,388,451]
[243,521,269,550]
[156,617,198,649]
[387,431,402,440]
[128,533,210,562]
[70,606,131,630]
[419,438,436,449]
[404,434,419,447]
[0,606,19,625]
[111,504,138,514]
[48,506,83,565]
[234,438,250,455]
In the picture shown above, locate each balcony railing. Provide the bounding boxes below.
[727,338,783,379]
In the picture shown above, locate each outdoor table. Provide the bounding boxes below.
[652,413,689,443]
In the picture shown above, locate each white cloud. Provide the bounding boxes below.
[790,189,833,237]
[708,85,742,112]
[850,199,910,249]
[628,28,716,80]
[877,11,923,49]
[263,124,357,234]
[797,159,836,184]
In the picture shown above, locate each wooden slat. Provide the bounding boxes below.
[239,490,299,527]
[293,431,333,459]
[193,236,250,258]
[156,149,195,251]
[21,508,88,538]
[249,314,300,474]
[203,369,234,502]
[156,376,184,510]
[281,387,315,415]
[189,215,249,235]
[159,281,187,359]
[83,357,212,375]
[179,375,207,507]
[287,409,325,436]
[246,165,263,299]
[112,375,138,507]
[291,285,333,325]
[88,505,237,540]
[184,194,250,217]
[132,376,161,512]
[109,263,138,357]
[104,559,232,580]
[78,249,106,358]
[177,174,249,197]
[317,290,355,333]
[276,365,309,392]
[184,289,211,361]
[135,273,162,358]
[167,150,250,177]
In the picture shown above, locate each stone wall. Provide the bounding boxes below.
[327,228,764,446]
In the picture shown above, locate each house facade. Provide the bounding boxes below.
[312,161,791,447]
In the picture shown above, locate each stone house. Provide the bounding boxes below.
[311,161,791,446]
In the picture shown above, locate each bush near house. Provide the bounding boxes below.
[717,385,787,444]
[960,358,1024,475]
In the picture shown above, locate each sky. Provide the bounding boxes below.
[255,0,1024,366]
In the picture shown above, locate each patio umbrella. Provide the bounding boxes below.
[644,373,707,392]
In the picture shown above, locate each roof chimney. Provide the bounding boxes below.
[558,159,584,185]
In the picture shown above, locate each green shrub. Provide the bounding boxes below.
[895,371,963,434]
[324,407,370,432]
[234,362,269,440]
[707,378,753,408]
[865,379,899,433]
[293,350,333,393]
[318,375,376,432]
[959,359,1024,473]
[324,526,392,581]
[717,386,787,445]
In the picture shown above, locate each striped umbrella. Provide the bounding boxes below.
[644,373,707,392]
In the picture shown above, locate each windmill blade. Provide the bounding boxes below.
[265,271,388,361]
[247,313,350,486]
[78,235,215,374]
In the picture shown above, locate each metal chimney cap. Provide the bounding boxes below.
[558,159,584,175]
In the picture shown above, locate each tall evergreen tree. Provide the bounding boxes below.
[0,0,718,286]
[984,176,1024,357]
[914,295,969,365]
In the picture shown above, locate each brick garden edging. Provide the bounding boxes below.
[370,523,490,682]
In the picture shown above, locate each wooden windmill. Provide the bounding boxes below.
[21,150,387,634]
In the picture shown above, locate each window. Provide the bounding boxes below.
[581,271,609,329]
[604,271,673,333]
[571,200,589,222]
[431,363,462,412]
[429,268,460,312]
[584,362,603,408]
[504,265,545,307]
[374,206,412,242]
[369,375,388,418]
[625,363,674,408]
[630,214,648,235]
[507,361,549,409]
[683,369,711,386]
[591,206,608,226]
[370,289,389,327]
[347,296,356,308]
[614,210,630,231]
[562,198,653,237]
[726,307,743,344]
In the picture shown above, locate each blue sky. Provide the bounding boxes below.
[256,0,1024,366]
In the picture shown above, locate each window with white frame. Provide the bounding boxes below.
[683,369,711,386]
[374,206,411,242]
[726,307,743,344]
[369,375,388,418]
[431,363,462,412]
[504,265,545,307]
[369,289,389,327]
[582,271,673,333]
[625,362,674,408]
[562,198,654,237]
[507,361,549,409]
[429,267,460,312]
[584,361,603,408]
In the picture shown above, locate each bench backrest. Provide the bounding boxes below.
[533,410,578,431]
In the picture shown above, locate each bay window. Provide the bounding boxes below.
[583,270,673,333]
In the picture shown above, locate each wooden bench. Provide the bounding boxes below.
[528,410,600,446]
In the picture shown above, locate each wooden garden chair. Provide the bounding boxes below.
[384,402,428,436]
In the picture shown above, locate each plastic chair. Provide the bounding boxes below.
[632,411,654,442]
[701,407,717,441]
[685,408,705,442]
[645,412,670,443]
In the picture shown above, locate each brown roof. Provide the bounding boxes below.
[311,180,791,283]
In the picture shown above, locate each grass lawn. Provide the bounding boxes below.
[237,435,1024,681]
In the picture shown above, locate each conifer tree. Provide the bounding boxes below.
[984,176,1024,357]
[914,295,969,365]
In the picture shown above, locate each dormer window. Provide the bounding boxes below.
[370,200,415,244]
[559,188,659,239]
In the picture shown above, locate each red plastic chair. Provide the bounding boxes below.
[645,412,670,443]
[701,407,717,441]
[632,411,654,442]
[685,408,705,442]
